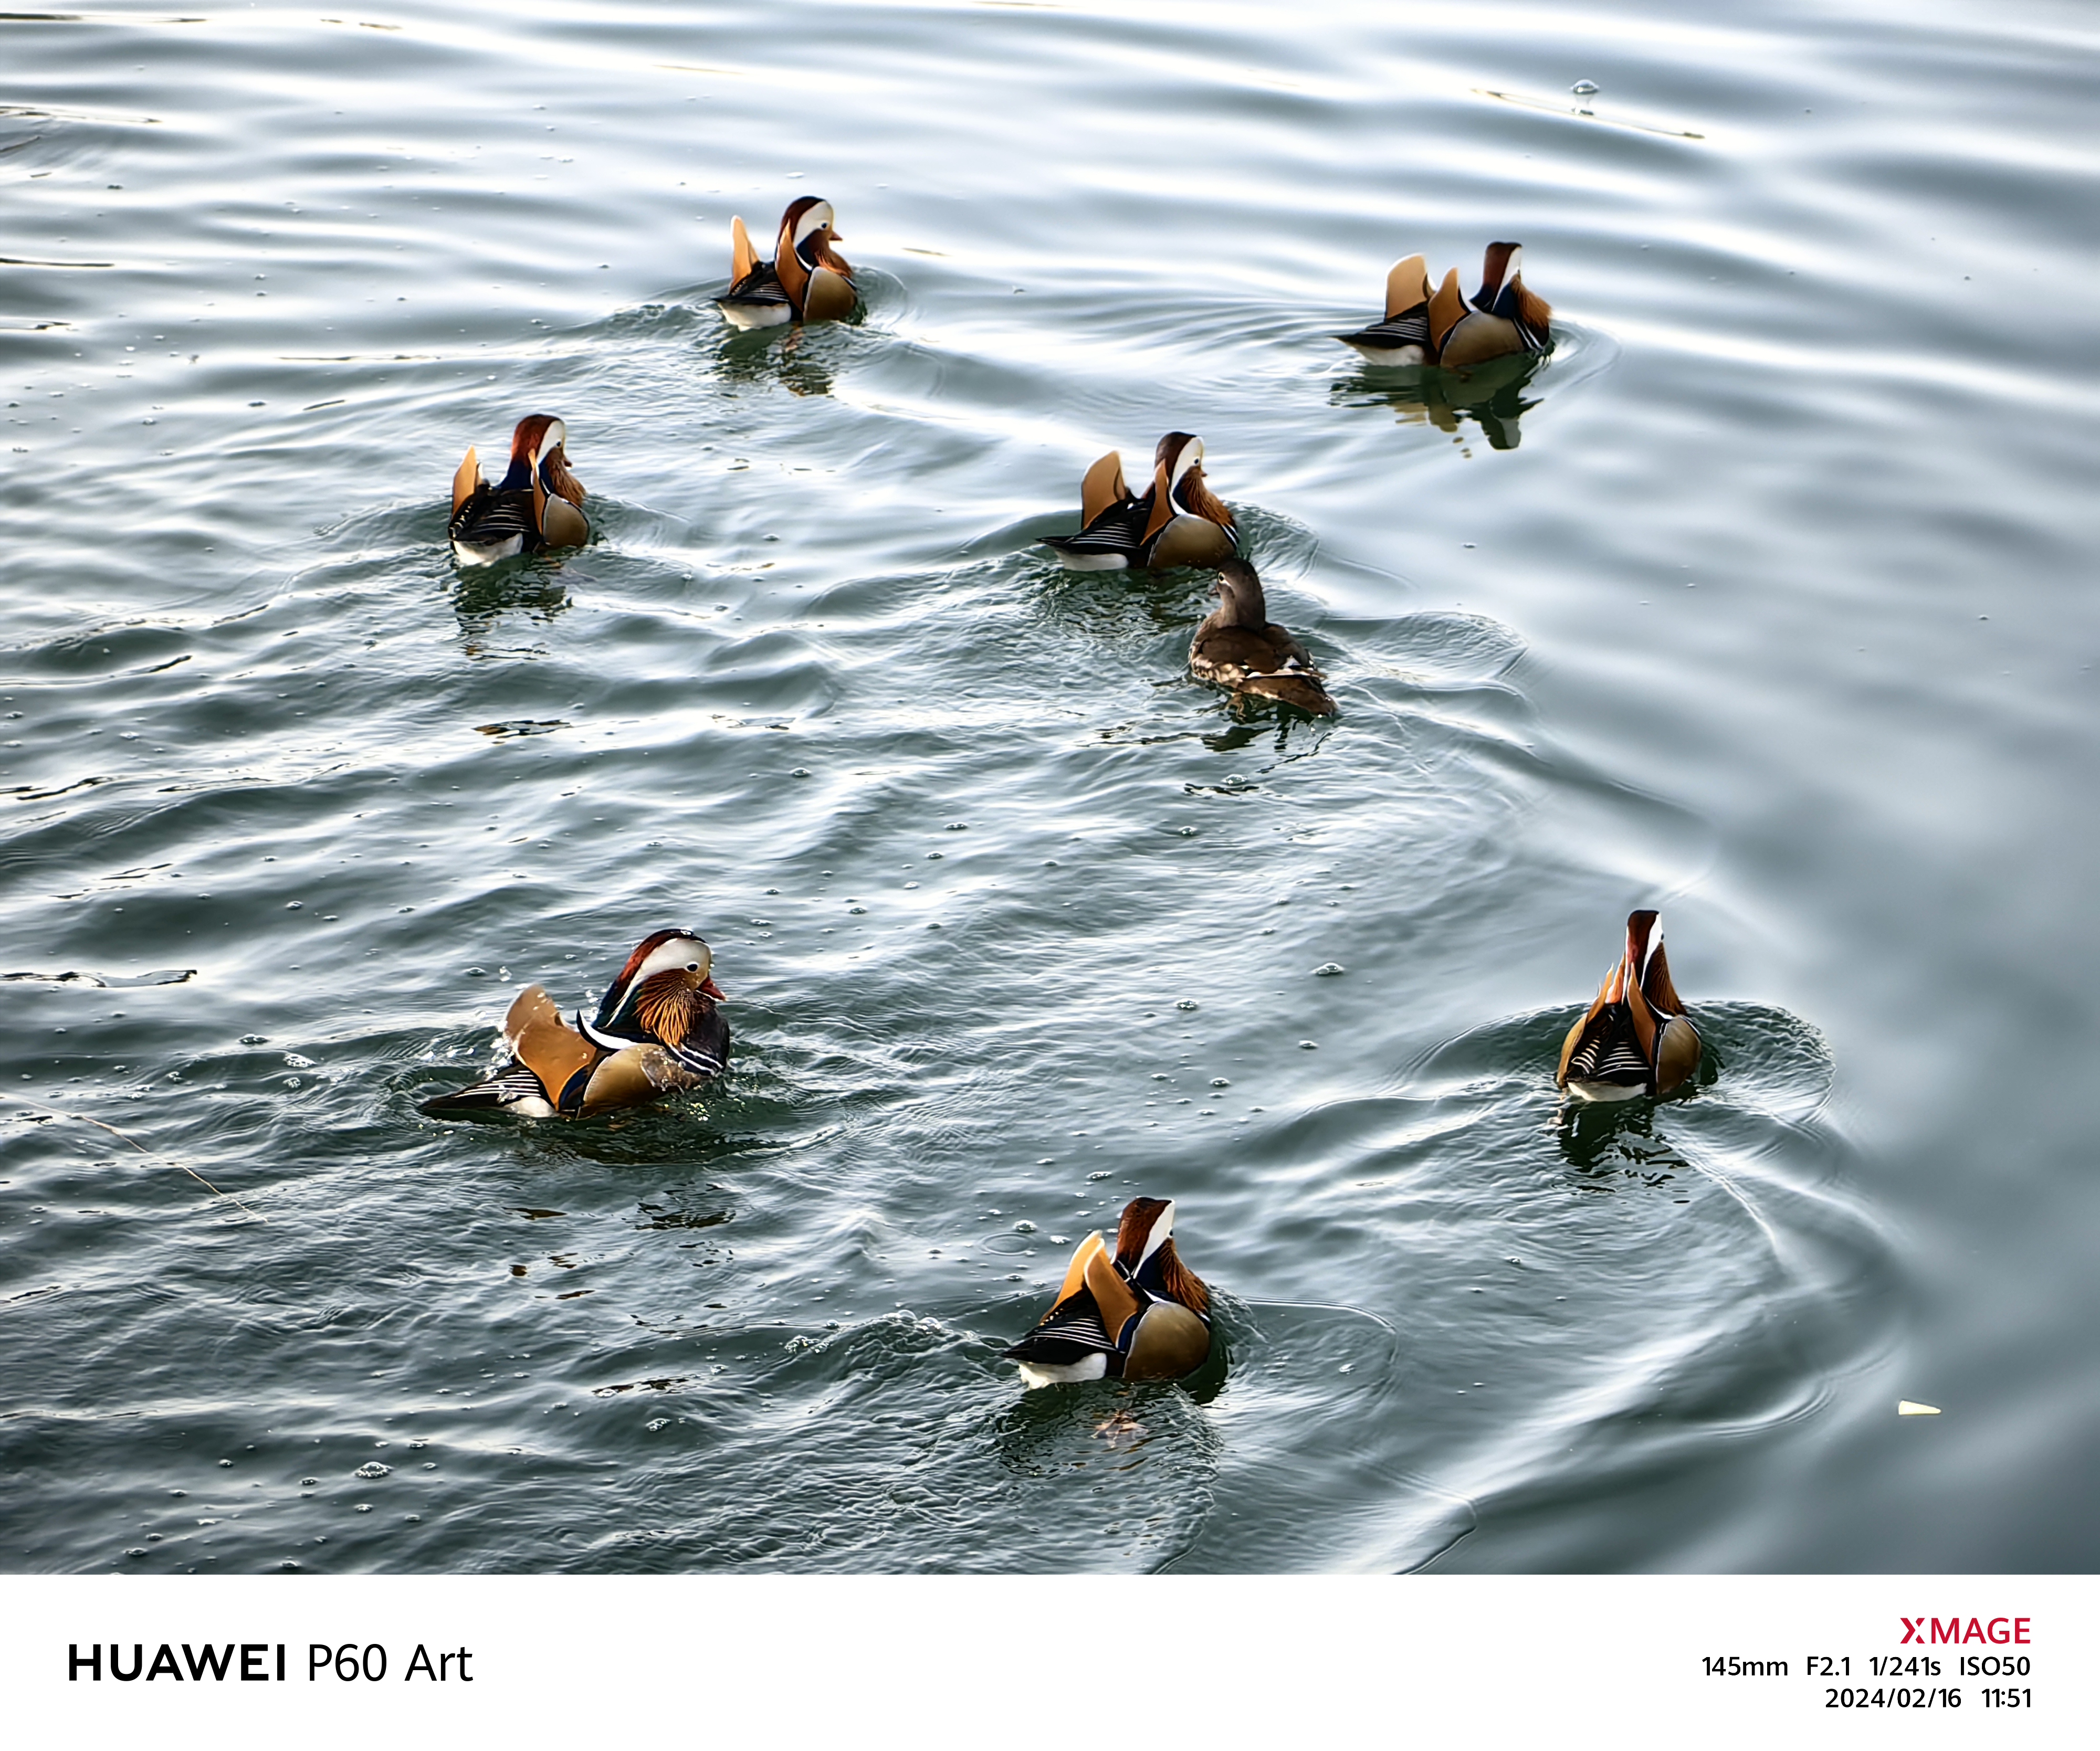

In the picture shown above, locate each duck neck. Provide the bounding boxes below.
[1215,572,1268,629]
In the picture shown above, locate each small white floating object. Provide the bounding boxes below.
[1897,1400,1941,1416]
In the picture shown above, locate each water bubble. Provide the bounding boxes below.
[240,1034,269,1046]
[285,901,302,910]
[1299,1040,1318,1050]
[1087,1170,1111,1181]
[848,906,866,915]
[1210,1078,1231,1089]
[1312,963,1346,977]
[1176,999,1199,1011]
[1177,826,1199,837]
[283,1052,315,1069]
[1013,1220,1037,1235]
[300,1478,319,1488]
[790,768,810,778]
[1571,78,1599,96]
[644,1418,670,1432]
[353,1461,391,1480]
[218,1458,233,1467]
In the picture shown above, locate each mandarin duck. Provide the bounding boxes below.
[1337,242,1552,369]
[448,415,589,566]
[716,197,857,329]
[1040,431,1238,571]
[1189,557,1336,716]
[1556,909,1702,1101]
[1004,1197,1213,1387]
[419,929,729,1119]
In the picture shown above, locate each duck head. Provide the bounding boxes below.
[522,416,584,502]
[1114,1196,1211,1317]
[581,929,724,1053]
[506,414,586,544]
[1142,432,1237,546]
[1474,241,1552,333]
[780,197,849,270]
[1209,557,1270,630]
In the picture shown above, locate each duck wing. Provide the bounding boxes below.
[1335,306,1432,356]
[417,1059,556,1117]
[1003,1281,1121,1370]
[1192,624,1336,715]
[450,445,482,515]
[419,983,596,1116]
[449,482,539,561]
[1557,1003,1654,1092]
[1040,491,1151,568]
[717,257,792,321]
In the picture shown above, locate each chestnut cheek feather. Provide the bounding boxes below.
[634,973,694,1048]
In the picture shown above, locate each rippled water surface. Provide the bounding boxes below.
[4,0,2096,1573]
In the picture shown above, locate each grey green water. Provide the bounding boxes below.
[3,0,2095,1573]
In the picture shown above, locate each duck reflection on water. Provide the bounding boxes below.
[1555,1093,1695,1184]
[712,320,838,399]
[1331,347,1547,451]
[447,556,571,649]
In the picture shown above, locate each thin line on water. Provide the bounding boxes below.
[1,1091,269,1223]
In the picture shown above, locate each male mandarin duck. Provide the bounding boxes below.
[1189,557,1337,716]
[1336,242,1552,368]
[448,414,589,566]
[1004,1197,1213,1387]
[419,930,729,1119]
[1556,909,1702,1101]
[1040,431,1238,571]
[716,196,857,329]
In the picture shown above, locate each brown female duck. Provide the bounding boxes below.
[1189,557,1336,716]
